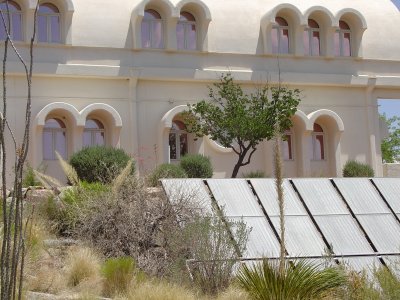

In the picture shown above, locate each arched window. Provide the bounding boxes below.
[272,17,289,54]
[0,1,22,41]
[282,130,293,160]
[312,123,325,160]
[177,12,196,50]
[43,118,66,160]
[83,119,105,147]
[169,120,188,160]
[334,20,351,56]
[141,9,163,48]
[38,3,61,43]
[304,19,320,56]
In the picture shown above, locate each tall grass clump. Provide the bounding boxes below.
[70,146,134,183]
[102,257,135,297]
[65,247,102,288]
[242,170,266,178]
[237,259,346,300]
[343,160,374,177]
[179,154,213,178]
[148,163,187,186]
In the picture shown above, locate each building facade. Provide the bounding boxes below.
[2,0,400,180]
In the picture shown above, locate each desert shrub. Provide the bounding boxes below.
[70,146,134,183]
[242,170,266,178]
[75,176,199,276]
[102,257,135,297]
[343,160,374,177]
[237,259,346,300]
[148,163,187,186]
[65,246,101,288]
[22,163,41,187]
[179,154,213,178]
[182,214,250,295]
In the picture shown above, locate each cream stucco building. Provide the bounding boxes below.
[2,0,400,180]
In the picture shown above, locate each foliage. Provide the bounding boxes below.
[237,259,346,300]
[148,163,187,186]
[343,160,374,177]
[22,163,41,187]
[69,146,134,184]
[102,257,136,297]
[179,154,213,178]
[183,73,301,177]
[183,214,250,295]
[381,115,400,163]
[242,170,266,178]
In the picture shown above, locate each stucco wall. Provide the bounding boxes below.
[383,163,400,178]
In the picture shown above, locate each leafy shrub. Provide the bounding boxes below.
[343,160,374,177]
[70,146,134,183]
[102,257,135,297]
[237,259,346,300]
[242,170,266,178]
[148,164,187,187]
[179,154,213,178]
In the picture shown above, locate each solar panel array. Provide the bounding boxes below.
[161,178,400,271]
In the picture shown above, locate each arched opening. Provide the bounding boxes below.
[38,3,61,43]
[177,11,196,50]
[0,1,22,41]
[43,118,67,160]
[83,119,105,147]
[141,8,164,48]
[168,119,189,161]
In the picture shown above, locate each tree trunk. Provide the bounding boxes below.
[231,152,247,178]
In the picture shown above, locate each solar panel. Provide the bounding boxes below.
[339,257,382,275]
[333,178,390,214]
[250,179,306,216]
[206,179,263,217]
[227,217,280,258]
[372,178,400,213]
[292,179,348,215]
[161,179,213,214]
[269,216,327,256]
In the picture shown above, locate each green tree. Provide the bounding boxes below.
[381,115,400,163]
[183,73,301,178]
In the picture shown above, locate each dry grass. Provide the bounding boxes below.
[25,264,66,294]
[65,246,102,288]
[215,286,250,300]
[120,280,199,300]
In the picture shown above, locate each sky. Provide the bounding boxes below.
[392,0,400,9]
[378,99,400,119]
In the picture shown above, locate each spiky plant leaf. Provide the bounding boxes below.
[33,169,63,189]
[112,159,134,194]
[56,151,80,186]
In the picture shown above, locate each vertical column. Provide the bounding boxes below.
[301,131,312,176]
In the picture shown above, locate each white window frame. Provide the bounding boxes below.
[335,23,352,57]
[43,119,67,160]
[177,13,197,50]
[169,122,188,161]
[272,17,290,54]
[0,1,23,41]
[311,131,326,161]
[304,20,320,56]
[83,120,105,147]
[37,4,61,44]
[141,9,164,49]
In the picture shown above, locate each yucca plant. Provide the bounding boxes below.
[237,259,346,300]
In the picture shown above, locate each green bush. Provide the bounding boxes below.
[22,164,41,187]
[102,257,136,297]
[148,164,187,187]
[179,154,213,178]
[343,160,374,177]
[242,170,266,178]
[70,146,134,183]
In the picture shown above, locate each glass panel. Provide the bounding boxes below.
[280,29,289,54]
[12,13,22,41]
[141,21,150,48]
[311,31,320,56]
[0,17,7,39]
[176,22,185,49]
[43,131,53,160]
[144,9,161,20]
[83,131,91,147]
[169,133,177,159]
[271,28,279,54]
[50,16,60,43]
[55,131,66,158]
[151,20,163,48]
[343,32,351,56]
[179,133,188,156]
[308,19,319,28]
[339,20,350,30]
[37,15,47,42]
[334,32,340,56]
[95,132,105,145]
[315,135,324,160]
[187,23,196,50]
[283,134,292,160]
[303,30,310,55]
